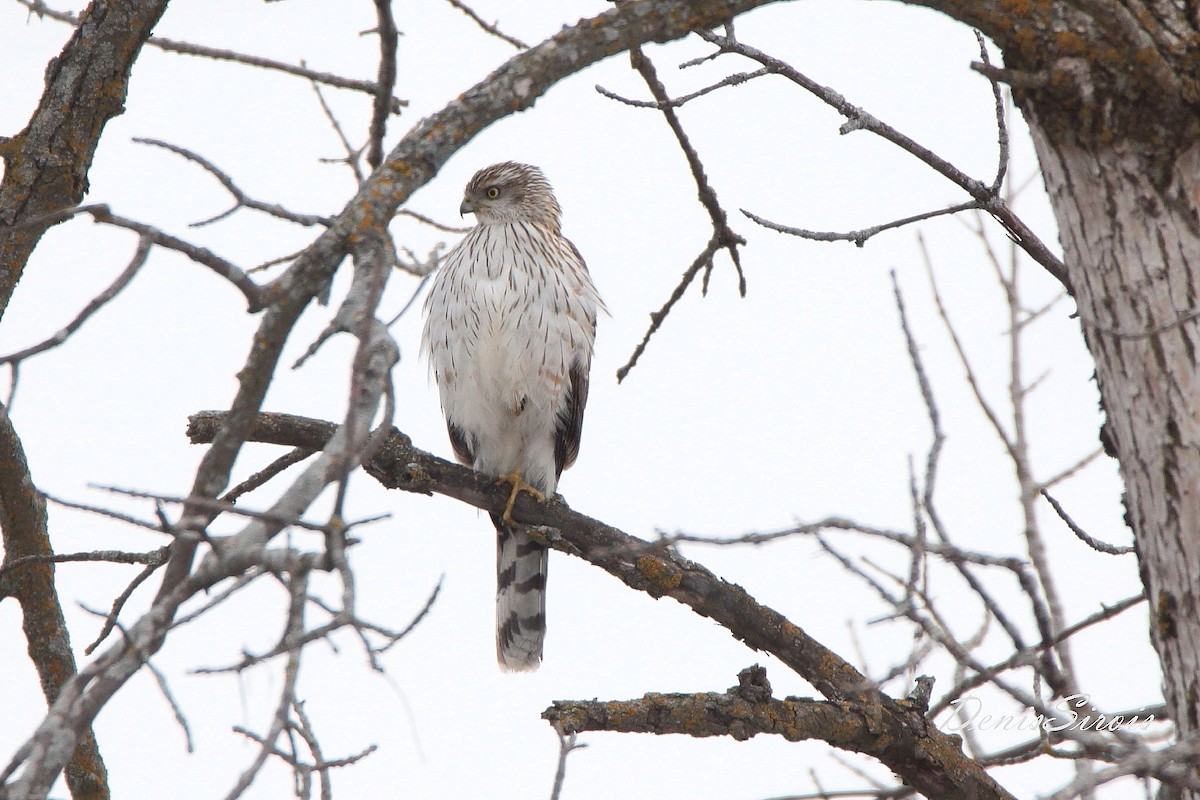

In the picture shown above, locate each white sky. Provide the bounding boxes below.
[0,2,1153,798]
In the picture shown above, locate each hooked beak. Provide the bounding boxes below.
[459,197,475,217]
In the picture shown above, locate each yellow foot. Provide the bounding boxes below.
[496,470,545,525]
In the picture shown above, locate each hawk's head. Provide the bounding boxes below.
[460,162,562,229]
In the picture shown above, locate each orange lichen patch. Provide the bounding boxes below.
[1012,27,1038,57]
[636,554,683,592]
[1000,0,1033,16]
[1052,30,1088,56]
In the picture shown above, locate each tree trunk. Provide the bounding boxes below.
[912,0,1200,778]
[1031,117,1200,733]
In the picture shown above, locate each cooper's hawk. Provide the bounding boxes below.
[421,162,604,671]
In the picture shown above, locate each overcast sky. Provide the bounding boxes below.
[0,2,1150,798]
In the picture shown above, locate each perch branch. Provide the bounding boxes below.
[187,410,1015,800]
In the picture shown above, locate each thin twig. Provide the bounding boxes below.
[385,274,433,327]
[76,603,195,752]
[974,30,1009,193]
[367,0,399,170]
[84,553,171,654]
[612,47,747,383]
[548,731,587,800]
[629,47,746,297]
[15,0,407,111]
[395,208,470,234]
[134,139,331,227]
[745,201,978,248]
[224,448,318,504]
[594,68,768,109]
[222,564,310,800]
[699,29,1069,290]
[0,546,168,580]
[37,487,176,536]
[0,237,151,365]
[311,79,365,183]
[443,0,527,49]
[1040,489,1135,555]
[929,594,1146,717]
[615,234,721,383]
[83,205,263,310]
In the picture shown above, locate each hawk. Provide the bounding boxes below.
[421,162,604,671]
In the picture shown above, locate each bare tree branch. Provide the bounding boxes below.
[0,236,150,367]
[548,731,587,800]
[443,0,528,49]
[1040,489,1135,555]
[612,46,747,382]
[1,0,170,325]
[366,0,399,170]
[695,29,1069,291]
[616,232,728,382]
[186,410,1016,800]
[13,0,408,113]
[82,206,264,310]
[595,68,769,109]
[744,201,978,247]
[310,79,366,183]
[0,400,110,800]
[150,0,785,619]
[133,139,332,228]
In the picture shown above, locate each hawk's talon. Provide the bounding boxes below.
[496,470,545,525]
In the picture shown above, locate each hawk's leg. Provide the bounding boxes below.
[496,470,545,525]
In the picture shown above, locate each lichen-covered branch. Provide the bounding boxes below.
[186,410,1016,800]
[545,666,909,748]
[0,404,109,800]
[0,0,171,320]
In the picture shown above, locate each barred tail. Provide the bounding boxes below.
[493,514,548,671]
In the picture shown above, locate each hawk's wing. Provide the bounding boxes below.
[553,238,598,478]
[447,421,474,467]
[554,358,589,478]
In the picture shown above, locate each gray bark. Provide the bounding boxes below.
[1031,125,1200,740]
[909,0,1200,784]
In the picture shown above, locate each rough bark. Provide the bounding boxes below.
[0,2,172,798]
[0,407,108,800]
[0,0,172,320]
[907,0,1200,778]
[1030,125,1200,737]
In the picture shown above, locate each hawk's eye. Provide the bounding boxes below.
[486,186,501,199]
